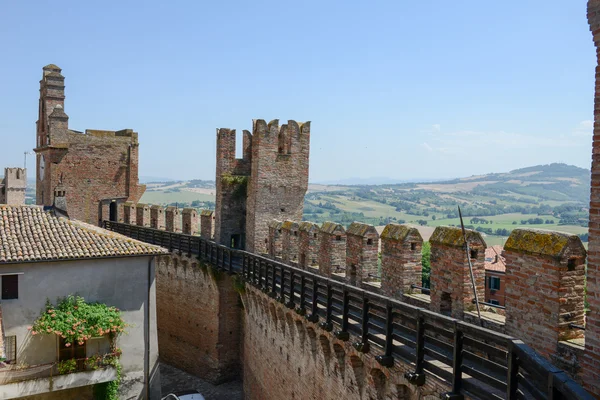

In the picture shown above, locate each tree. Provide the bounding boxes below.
[421,242,431,288]
[432,215,436,221]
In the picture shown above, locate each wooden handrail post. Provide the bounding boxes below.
[335,289,350,341]
[319,283,333,332]
[306,278,319,323]
[376,302,394,368]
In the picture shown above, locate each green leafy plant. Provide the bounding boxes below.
[30,295,126,346]
[57,359,77,375]
[94,352,122,400]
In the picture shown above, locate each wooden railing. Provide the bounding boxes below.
[104,221,593,400]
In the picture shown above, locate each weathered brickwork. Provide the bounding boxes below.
[165,206,182,233]
[318,222,346,276]
[380,224,423,300]
[299,221,319,269]
[151,205,165,230]
[241,285,449,400]
[586,2,600,394]
[429,227,486,319]
[136,203,150,227]
[281,220,300,264]
[200,210,214,239]
[34,65,145,226]
[504,229,586,360]
[182,208,199,235]
[267,220,283,259]
[345,222,379,286]
[123,201,136,224]
[214,120,310,253]
[214,128,251,248]
[0,168,27,205]
[156,254,242,384]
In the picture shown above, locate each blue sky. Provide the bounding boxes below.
[0,0,595,182]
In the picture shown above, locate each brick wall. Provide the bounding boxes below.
[345,222,379,286]
[586,2,600,394]
[245,120,310,253]
[34,65,145,226]
[200,210,213,239]
[136,204,150,227]
[299,222,320,269]
[165,206,182,233]
[214,128,251,247]
[241,285,449,400]
[182,208,199,235]
[150,205,165,230]
[0,168,26,205]
[429,227,486,319]
[156,254,242,383]
[281,220,300,264]
[318,222,346,276]
[380,224,423,300]
[268,220,283,259]
[504,229,586,361]
[484,271,505,307]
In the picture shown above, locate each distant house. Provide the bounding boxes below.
[484,245,506,307]
[0,205,167,400]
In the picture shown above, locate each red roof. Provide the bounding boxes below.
[484,245,506,273]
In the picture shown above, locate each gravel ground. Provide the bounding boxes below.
[159,362,243,400]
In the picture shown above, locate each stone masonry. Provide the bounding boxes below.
[299,221,320,269]
[586,2,600,394]
[380,224,423,300]
[504,229,586,361]
[0,168,26,205]
[429,226,486,319]
[34,65,145,225]
[318,222,346,276]
[281,220,300,264]
[345,222,379,286]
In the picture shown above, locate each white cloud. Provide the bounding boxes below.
[432,124,441,132]
[572,120,593,137]
[421,142,433,152]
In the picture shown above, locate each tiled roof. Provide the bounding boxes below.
[0,206,167,264]
[485,245,506,272]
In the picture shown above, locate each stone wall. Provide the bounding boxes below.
[281,220,300,264]
[182,208,199,235]
[299,222,319,269]
[318,222,346,276]
[34,65,145,226]
[345,222,379,286]
[156,254,242,384]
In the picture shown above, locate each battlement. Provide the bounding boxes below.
[0,167,27,205]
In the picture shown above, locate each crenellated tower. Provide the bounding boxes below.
[214,119,310,252]
[0,168,27,205]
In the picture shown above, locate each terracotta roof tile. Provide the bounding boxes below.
[0,205,167,264]
[485,245,506,272]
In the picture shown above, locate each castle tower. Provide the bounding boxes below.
[34,65,145,225]
[245,120,310,253]
[0,168,27,205]
[214,119,310,252]
[214,128,251,248]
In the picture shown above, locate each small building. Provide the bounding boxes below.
[484,245,506,307]
[0,205,167,400]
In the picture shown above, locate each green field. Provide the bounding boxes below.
[141,190,214,205]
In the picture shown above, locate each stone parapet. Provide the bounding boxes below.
[380,224,423,299]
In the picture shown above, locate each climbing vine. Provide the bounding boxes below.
[221,174,248,200]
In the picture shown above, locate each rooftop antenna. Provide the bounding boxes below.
[458,206,482,326]
[24,151,33,169]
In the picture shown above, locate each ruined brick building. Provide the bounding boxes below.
[0,168,26,205]
[34,64,145,225]
[214,120,310,253]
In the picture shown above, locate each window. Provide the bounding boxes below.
[313,233,317,239]
[59,337,86,362]
[489,299,500,306]
[1,275,18,299]
[293,231,298,237]
[4,335,16,364]
[489,276,500,291]
[336,235,342,241]
[470,249,478,260]
[411,243,416,251]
